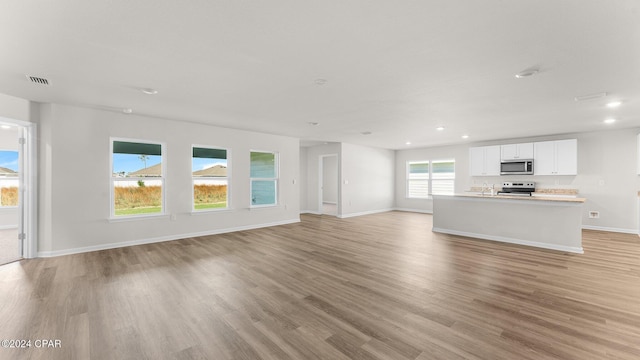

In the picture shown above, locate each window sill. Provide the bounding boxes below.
[108,214,169,223]
[249,204,278,210]
[190,208,233,215]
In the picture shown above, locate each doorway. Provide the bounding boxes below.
[319,154,339,216]
[0,119,34,264]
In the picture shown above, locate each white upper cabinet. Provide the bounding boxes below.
[501,142,534,160]
[470,145,500,176]
[534,139,577,175]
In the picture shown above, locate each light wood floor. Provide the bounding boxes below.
[1,211,639,360]
[0,227,20,265]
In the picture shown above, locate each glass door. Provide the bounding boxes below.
[0,123,21,265]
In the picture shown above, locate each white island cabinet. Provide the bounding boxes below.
[432,194,585,253]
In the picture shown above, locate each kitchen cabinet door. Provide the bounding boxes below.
[555,139,577,175]
[501,143,533,160]
[470,145,500,176]
[534,141,556,175]
[534,139,577,175]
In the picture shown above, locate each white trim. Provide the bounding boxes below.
[37,218,300,258]
[393,207,433,214]
[432,227,584,254]
[0,224,18,230]
[582,225,638,234]
[338,208,394,219]
[108,214,170,222]
[300,210,321,215]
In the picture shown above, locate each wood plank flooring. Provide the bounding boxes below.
[1,211,639,359]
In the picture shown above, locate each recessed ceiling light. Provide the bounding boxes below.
[361,131,372,135]
[606,101,622,108]
[141,88,158,95]
[436,126,445,131]
[604,118,616,124]
[461,135,469,139]
[405,141,411,145]
[1,125,11,130]
[515,68,539,78]
[314,79,327,86]
[308,122,319,126]
[574,92,608,102]
[122,108,133,114]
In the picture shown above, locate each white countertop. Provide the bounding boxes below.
[456,192,586,203]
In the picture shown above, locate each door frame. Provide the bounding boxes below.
[318,154,339,216]
[0,116,37,259]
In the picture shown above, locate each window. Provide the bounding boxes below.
[250,151,278,207]
[406,159,455,198]
[192,146,229,211]
[0,150,19,207]
[111,139,164,217]
[431,159,455,195]
[407,161,430,198]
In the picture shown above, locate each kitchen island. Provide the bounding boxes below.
[432,194,586,253]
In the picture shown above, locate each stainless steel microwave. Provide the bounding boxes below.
[500,159,534,175]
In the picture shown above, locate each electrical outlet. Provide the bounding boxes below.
[588,211,600,219]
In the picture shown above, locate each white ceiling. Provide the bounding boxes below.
[1,1,639,149]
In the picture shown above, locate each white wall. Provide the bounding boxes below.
[37,103,300,256]
[322,155,338,203]
[395,128,640,233]
[0,93,30,123]
[341,143,395,217]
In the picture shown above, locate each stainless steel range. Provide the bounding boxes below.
[497,181,535,196]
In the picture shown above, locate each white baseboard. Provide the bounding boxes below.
[338,208,394,219]
[300,210,321,215]
[581,225,638,234]
[432,227,584,254]
[37,219,301,258]
[322,201,337,205]
[0,224,18,230]
[393,208,433,214]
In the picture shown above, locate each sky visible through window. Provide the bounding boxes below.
[113,154,162,175]
[192,158,227,172]
[0,151,18,171]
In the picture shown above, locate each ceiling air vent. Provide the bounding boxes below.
[26,75,50,86]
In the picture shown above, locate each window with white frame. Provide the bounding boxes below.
[431,159,455,195]
[250,151,278,207]
[406,159,455,198]
[111,139,164,217]
[407,161,430,198]
[192,146,229,211]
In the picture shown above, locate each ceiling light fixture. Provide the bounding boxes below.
[606,101,622,108]
[461,135,469,139]
[574,92,608,102]
[436,126,445,131]
[406,141,411,145]
[314,79,327,86]
[361,131,372,135]
[141,88,158,95]
[604,118,616,124]
[122,108,133,114]
[0,125,11,130]
[515,68,539,78]
[308,122,319,126]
